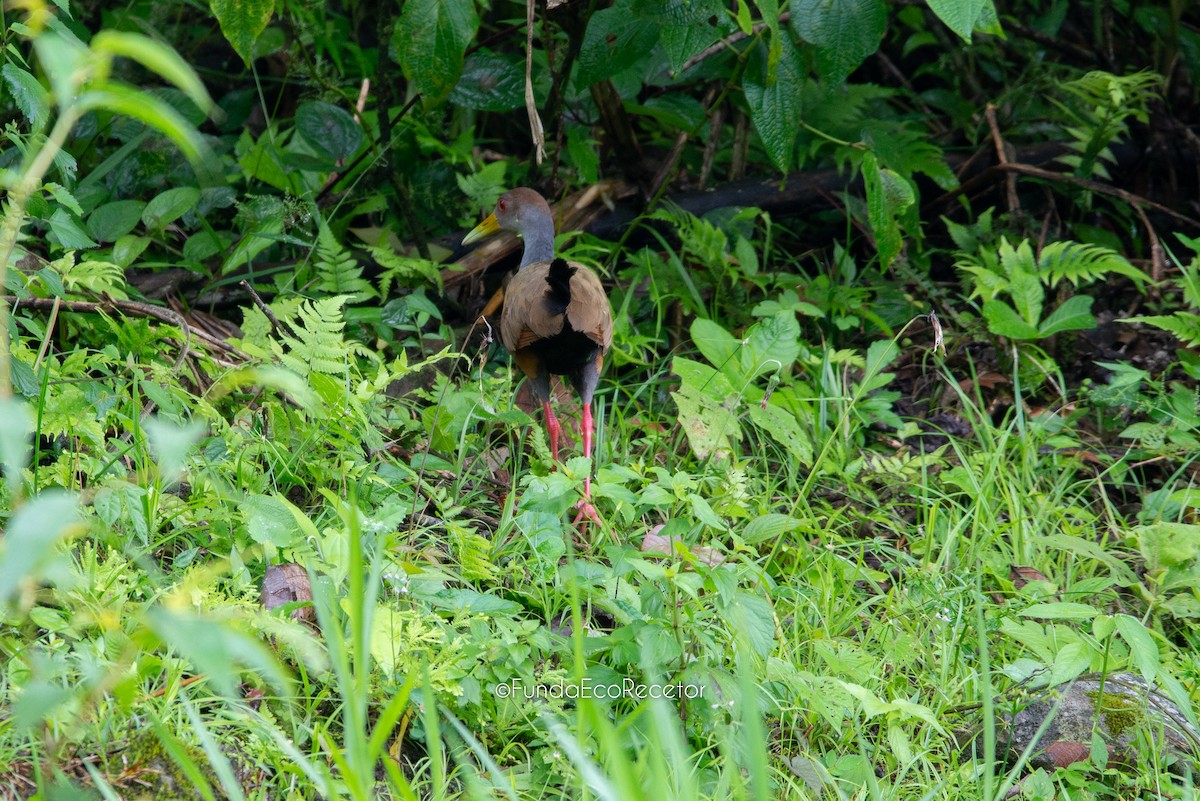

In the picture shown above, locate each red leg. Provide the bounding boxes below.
[542,401,561,462]
[573,402,600,525]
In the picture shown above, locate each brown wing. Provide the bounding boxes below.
[499,259,611,354]
[564,263,613,355]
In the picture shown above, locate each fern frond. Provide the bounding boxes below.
[449,520,498,582]
[51,252,129,299]
[1038,241,1149,289]
[270,295,371,377]
[1121,313,1200,349]
[369,245,443,297]
[315,220,375,303]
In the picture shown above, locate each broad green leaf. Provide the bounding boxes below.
[208,0,276,67]
[295,100,363,161]
[30,29,89,110]
[0,398,32,498]
[742,311,801,379]
[2,62,50,130]
[749,402,813,464]
[149,608,289,696]
[982,299,1040,339]
[730,591,776,657]
[1113,614,1159,684]
[742,513,804,544]
[790,0,887,86]
[91,31,212,113]
[142,187,200,232]
[48,209,97,249]
[428,589,521,615]
[1037,294,1095,337]
[691,317,743,378]
[87,199,145,242]
[144,417,206,486]
[1007,263,1044,326]
[450,50,526,111]
[672,357,741,460]
[0,492,80,604]
[926,0,988,41]
[244,493,302,547]
[743,34,803,172]
[1019,602,1099,620]
[577,0,660,87]
[390,0,477,104]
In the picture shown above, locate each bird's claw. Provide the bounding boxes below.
[572,498,600,527]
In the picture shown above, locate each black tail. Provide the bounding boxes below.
[544,258,576,316]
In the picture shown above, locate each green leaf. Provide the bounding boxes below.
[0,398,33,498]
[691,318,743,379]
[1121,312,1200,348]
[862,151,914,268]
[1113,614,1159,684]
[749,402,813,464]
[743,33,803,172]
[790,0,886,86]
[87,199,146,243]
[2,62,50,130]
[742,513,804,544]
[90,31,213,113]
[653,0,728,74]
[742,311,801,379]
[48,209,98,250]
[390,0,478,104]
[0,492,80,604]
[1018,602,1100,620]
[449,50,526,111]
[578,0,660,87]
[926,0,988,41]
[243,493,302,547]
[730,591,776,657]
[982,299,1039,339]
[1037,294,1095,337]
[208,0,276,67]
[142,187,201,232]
[75,85,211,169]
[428,589,521,615]
[295,100,363,161]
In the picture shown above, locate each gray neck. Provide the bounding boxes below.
[518,209,556,268]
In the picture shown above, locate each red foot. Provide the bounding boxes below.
[572,498,600,527]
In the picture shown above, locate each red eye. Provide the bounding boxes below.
[498,199,507,211]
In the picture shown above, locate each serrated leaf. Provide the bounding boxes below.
[390,0,477,104]
[209,0,275,67]
[577,0,660,86]
[743,34,803,173]
[790,0,886,86]
[863,151,914,268]
[295,100,363,161]
[1037,294,1095,337]
[2,62,50,130]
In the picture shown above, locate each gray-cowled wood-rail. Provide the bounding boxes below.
[462,188,613,522]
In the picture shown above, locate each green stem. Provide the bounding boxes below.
[0,107,83,399]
